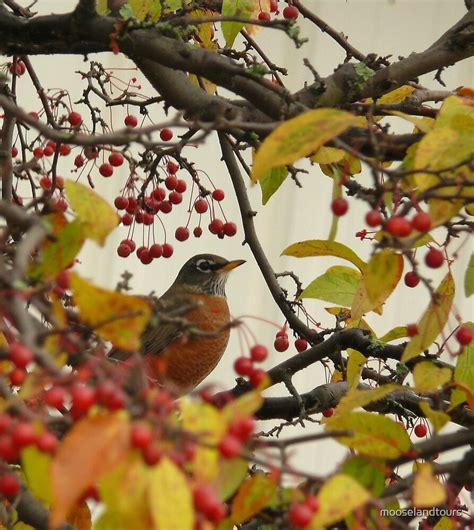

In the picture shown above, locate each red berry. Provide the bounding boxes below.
[194,198,208,214]
[295,338,308,352]
[250,344,268,362]
[84,146,99,160]
[9,61,26,76]
[386,216,412,237]
[99,163,113,177]
[223,222,237,237]
[169,191,183,205]
[365,210,382,227]
[36,432,58,453]
[159,200,172,214]
[9,342,33,368]
[70,385,96,413]
[108,152,124,167]
[165,175,178,190]
[249,368,267,388]
[136,246,148,259]
[234,356,253,376]
[143,213,154,225]
[142,443,162,466]
[193,485,218,514]
[146,243,161,258]
[0,414,12,434]
[114,196,128,210]
[121,213,133,226]
[9,368,25,386]
[258,10,271,20]
[68,111,82,127]
[209,219,224,234]
[425,248,444,268]
[288,502,313,528]
[414,423,427,438]
[124,115,138,127]
[74,154,85,167]
[33,147,44,158]
[455,325,473,346]
[229,417,255,441]
[131,423,153,449]
[12,422,36,448]
[404,271,420,288]
[0,435,17,461]
[331,197,348,216]
[283,5,299,20]
[162,243,173,258]
[406,324,418,337]
[152,187,166,201]
[274,336,289,352]
[0,474,20,497]
[160,128,173,141]
[43,145,55,157]
[212,189,225,201]
[276,329,288,338]
[322,408,334,418]
[193,226,203,238]
[206,502,227,523]
[44,386,66,409]
[166,161,179,174]
[11,146,18,157]
[304,496,320,513]
[218,434,242,458]
[270,0,278,12]
[117,244,131,258]
[140,250,153,265]
[175,226,189,242]
[40,176,52,190]
[59,144,71,156]
[175,179,187,193]
[56,270,70,290]
[412,212,432,232]
[55,176,65,188]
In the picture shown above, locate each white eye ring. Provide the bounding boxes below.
[196,259,213,273]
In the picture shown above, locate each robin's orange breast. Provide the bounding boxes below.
[145,294,231,393]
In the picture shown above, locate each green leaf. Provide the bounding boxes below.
[221,0,255,47]
[465,254,474,297]
[282,240,366,272]
[326,411,411,459]
[231,473,277,524]
[64,180,119,247]
[451,322,474,408]
[128,0,162,21]
[342,457,385,496]
[251,108,360,182]
[22,446,52,506]
[148,458,194,530]
[259,167,288,204]
[300,266,361,307]
[96,0,108,14]
[379,326,408,343]
[401,273,455,362]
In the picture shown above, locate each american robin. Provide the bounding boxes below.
[109,254,245,394]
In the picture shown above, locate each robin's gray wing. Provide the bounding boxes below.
[108,291,198,360]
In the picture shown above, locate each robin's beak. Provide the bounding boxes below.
[218,259,246,273]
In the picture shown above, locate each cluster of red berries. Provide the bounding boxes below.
[114,160,237,263]
[273,329,308,353]
[0,413,59,464]
[193,483,227,525]
[8,342,34,387]
[233,345,268,387]
[258,0,299,20]
[365,209,433,236]
[288,496,320,529]
[218,415,255,459]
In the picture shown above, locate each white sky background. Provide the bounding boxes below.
[5,0,474,490]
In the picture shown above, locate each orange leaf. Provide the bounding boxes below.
[50,413,130,528]
[67,502,92,530]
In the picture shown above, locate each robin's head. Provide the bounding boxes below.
[175,254,245,295]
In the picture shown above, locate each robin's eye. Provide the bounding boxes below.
[195,259,213,273]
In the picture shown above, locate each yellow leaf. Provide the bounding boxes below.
[330,369,343,383]
[282,240,366,272]
[22,446,52,506]
[413,361,452,392]
[326,411,411,459]
[70,273,151,351]
[336,385,400,416]
[231,473,277,524]
[435,517,456,530]
[251,109,359,182]
[351,250,403,319]
[412,463,446,508]
[385,110,434,133]
[346,349,366,388]
[64,180,119,246]
[51,413,131,528]
[221,391,263,423]
[402,273,455,362]
[180,400,225,482]
[148,458,194,530]
[376,85,416,104]
[310,146,345,164]
[419,402,449,433]
[309,474,371,528]
[429,197,464,226]
[214,458,248,501]
[379,326,409,343]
